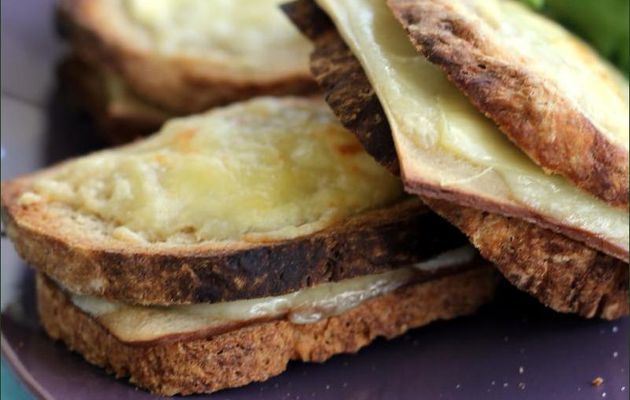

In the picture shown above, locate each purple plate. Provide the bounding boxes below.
[1,1,628,399]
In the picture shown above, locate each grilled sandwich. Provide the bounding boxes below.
[284,0,629,319]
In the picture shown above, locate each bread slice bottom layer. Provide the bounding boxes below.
[37,268,496,396]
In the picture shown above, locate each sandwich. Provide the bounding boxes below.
[1,97,497,395]
[283,0,629,319]
[56,0,319,143]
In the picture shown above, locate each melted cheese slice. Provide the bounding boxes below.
[71,246,477,343]
[28,97,403,244]
[316,0,629,259]
[123,0,312,76]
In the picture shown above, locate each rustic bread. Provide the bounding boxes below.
[37,266,497,395]
[58,56,172,144]
[1,97,467,305]
[387,0,629,208]
[283,0,629,319]
[57,0,318,116]
[303,0,627,261]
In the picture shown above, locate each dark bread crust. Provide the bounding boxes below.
[58,56,171,144]
[387,0,628,209]
[283,1,400,175]
[2,174,466,305]
[37,268,497,395]
[57,0,319,115]
[284,0,629,319]
[423,199,628,319]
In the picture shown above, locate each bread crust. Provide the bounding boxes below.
[284,0,629,319]
[283,2,401,175]
[387,0,628,209]
[2,172,467,305]
[37,267,497,395]
[423,199,628,319]
[58,56,171,144]
[57,0,319,114]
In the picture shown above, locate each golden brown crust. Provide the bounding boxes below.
[401,179,628,262]
[37,268,497,395]
[58,56,171,144]
[423,199,628,319]
[1,172,467,305]
[387,0,628,209]
[57,0,319,114]
[284,0,629,318]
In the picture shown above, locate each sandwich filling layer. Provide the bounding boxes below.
[315,0,628,258]
[20,97,403,244]
[68,246,478,343]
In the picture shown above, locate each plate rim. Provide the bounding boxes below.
[2,332,55,400]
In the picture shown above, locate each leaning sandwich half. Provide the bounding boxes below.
[1,97,497,395]
[283,0,629,319]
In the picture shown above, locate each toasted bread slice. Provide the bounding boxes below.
[298,0,628,262]
[37,266,497,395]
[58,56,172,144]
[57,0,319,115]
[1,97,467,305]
[284,0,629,319]
[387,0,629,208]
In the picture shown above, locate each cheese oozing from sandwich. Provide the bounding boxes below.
[70,246,478,343]
[315,0,628,258]
[26,97,403,244]
[123,0,312,76]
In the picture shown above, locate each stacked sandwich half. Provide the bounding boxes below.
[56,0,319,142]
[2,97,498,395]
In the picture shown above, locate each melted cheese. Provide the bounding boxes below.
[29,97,403,244]
[316,0,628,255]
[71,246,477,343]
[123,0,312,75]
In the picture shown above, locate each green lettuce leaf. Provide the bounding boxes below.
[520,0,629,77]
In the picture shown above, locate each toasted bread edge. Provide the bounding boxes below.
[2,170,467,304]
[387,0,628,208]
